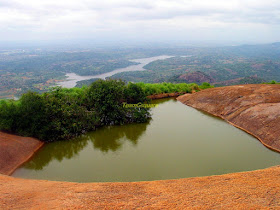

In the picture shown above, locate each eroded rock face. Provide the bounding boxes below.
[177,84,280,152]
[0,132,44,175]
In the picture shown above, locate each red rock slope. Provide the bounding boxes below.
[177,84,280,152]
[0,166,279,209]
[0,131,44,175]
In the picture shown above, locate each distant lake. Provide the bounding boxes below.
[58,55,174,88]
[13,98,280,182]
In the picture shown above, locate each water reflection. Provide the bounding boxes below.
[23,121,149,170]
[24,137,89,170]
[91,122,149,152]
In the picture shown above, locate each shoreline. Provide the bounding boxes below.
[0,92,187,176]
[2,85,280,177]
[177,84,280,153]
[177,100,280,153]
[0,131,44,176]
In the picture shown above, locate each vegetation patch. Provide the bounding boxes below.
[0,80,212,142]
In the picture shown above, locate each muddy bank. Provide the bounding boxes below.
[177,84,280,152]
[0,132,44,175]
[0,166,279,209]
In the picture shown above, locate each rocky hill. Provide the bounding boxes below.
[178,71,215,84]
[177,84,280,152]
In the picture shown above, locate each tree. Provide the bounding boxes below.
[86,79,126,125]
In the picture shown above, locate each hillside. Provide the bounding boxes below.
[111,43,280,84]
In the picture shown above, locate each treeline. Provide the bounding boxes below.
[0,80,213,142]
[134,82,213,95]
[264,80,280,84]
[0,80,151,142]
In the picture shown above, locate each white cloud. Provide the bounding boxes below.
[0,0,279,43]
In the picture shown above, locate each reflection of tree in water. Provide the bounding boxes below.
[90,121,149,152]
[23,121,149,170]
[23,136,89,170]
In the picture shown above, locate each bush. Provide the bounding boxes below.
[199,82,214,90]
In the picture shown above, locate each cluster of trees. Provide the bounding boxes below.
[265,80,280,84]
[0,80,150,142]
[0,79,213,142]
[133,82,212,95]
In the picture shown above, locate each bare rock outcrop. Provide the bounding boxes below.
[0,166,280,209]
[177,84,280,152]
[0,131,44,175]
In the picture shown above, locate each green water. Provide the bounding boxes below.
[13,98,280,182]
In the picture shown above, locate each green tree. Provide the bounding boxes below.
[86,79,126,125]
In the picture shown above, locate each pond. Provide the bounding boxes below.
[12,98,280,182]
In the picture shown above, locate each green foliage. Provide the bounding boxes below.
[264,80,280,84]
[17,91,47,137]
[0,79,210,142]
[0,79,153,142]
[40,87,96,141]
[199,82,214,90]
[86,79,150,126]
[124,82,148,103]
[132,82,208,95]
[0,100,19,132]
[86,79,126,125]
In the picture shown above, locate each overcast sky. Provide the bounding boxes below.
[0,0,280,45]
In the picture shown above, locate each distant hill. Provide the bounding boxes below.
[213,76,266,86]
[178,71,215,84]
[111,42,280,85]
[167,71,215,84]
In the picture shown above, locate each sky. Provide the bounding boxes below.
[0,0,280,45]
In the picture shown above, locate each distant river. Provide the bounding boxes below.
[58,55,174,88]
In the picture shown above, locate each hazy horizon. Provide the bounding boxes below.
[1,0,280,47]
